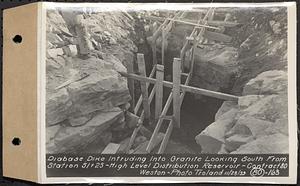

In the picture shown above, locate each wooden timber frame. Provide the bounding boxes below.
[123,8,239,154]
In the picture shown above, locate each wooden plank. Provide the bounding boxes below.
[145,16,240,27]
[172,58,181,128]
[127,60,135,112]
[180,40,191,61]
[152,42,157,66]
[190,38,197,74]
[161,27,166,66]
[166,18,220,30]
[164,20,173,34]
[137,54,151,121]
[158,121,173,154]
[102,143,120,154]
[119,71,239,101]
[203,30,232,43]
[181,73,189,77]
[208,9,215,21]
[134,66,155,115]
[160,115,173,120]
[155,65,164,120]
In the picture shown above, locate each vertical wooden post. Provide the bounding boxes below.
[208,9,215,21]
[161,27,165,66]
[127,60,135,112]
[137,53,150,122]
[152,41,157,66]
[190,39,197,75]
[155,64,164,121]
[173,58,181,128]
[134,67,156,115]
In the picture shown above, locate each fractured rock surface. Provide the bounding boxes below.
[47,107,124,153]
[194,8,288,154]
[196,69,288,154]
[46,9,137,153]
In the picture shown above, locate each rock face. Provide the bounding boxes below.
[194,8,288,154]
[47,108,124,153]
[195,70,288,154]
[195,108,238,153]
[46,9,137,153]
[192,46,239,92]
[243,70,287,95]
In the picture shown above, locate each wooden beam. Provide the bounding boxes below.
[161,27,166,66]
[119,71,239,101]
[180,40,191,65]
[187,31,232,43]
[155,65,164,121]
[145,16,240,27]
[152,42,157,66]
[157,120,173,154]
[172,58,181,128]
[166,18,220,30]
[134,66,155,115]
[137,54,151,121]
[126,60,135,112]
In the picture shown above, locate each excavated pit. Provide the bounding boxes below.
[46,7,288,154]
[133,7,288,154]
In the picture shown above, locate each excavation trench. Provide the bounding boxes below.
[46,7,288,155]
[132,22,229,153]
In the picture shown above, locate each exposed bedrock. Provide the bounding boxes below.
[191,46,239,92]
[194,8,288,154]
[196,70,288,154]
[46,10,138,153]
[46,57,130,127]
[47,107,124,154]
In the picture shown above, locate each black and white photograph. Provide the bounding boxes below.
[42,2,296,182]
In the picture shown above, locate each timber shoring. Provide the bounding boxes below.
[119,71,239,102]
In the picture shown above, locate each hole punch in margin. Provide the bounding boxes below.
[12,35,22,43]
[12,137,21,146]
